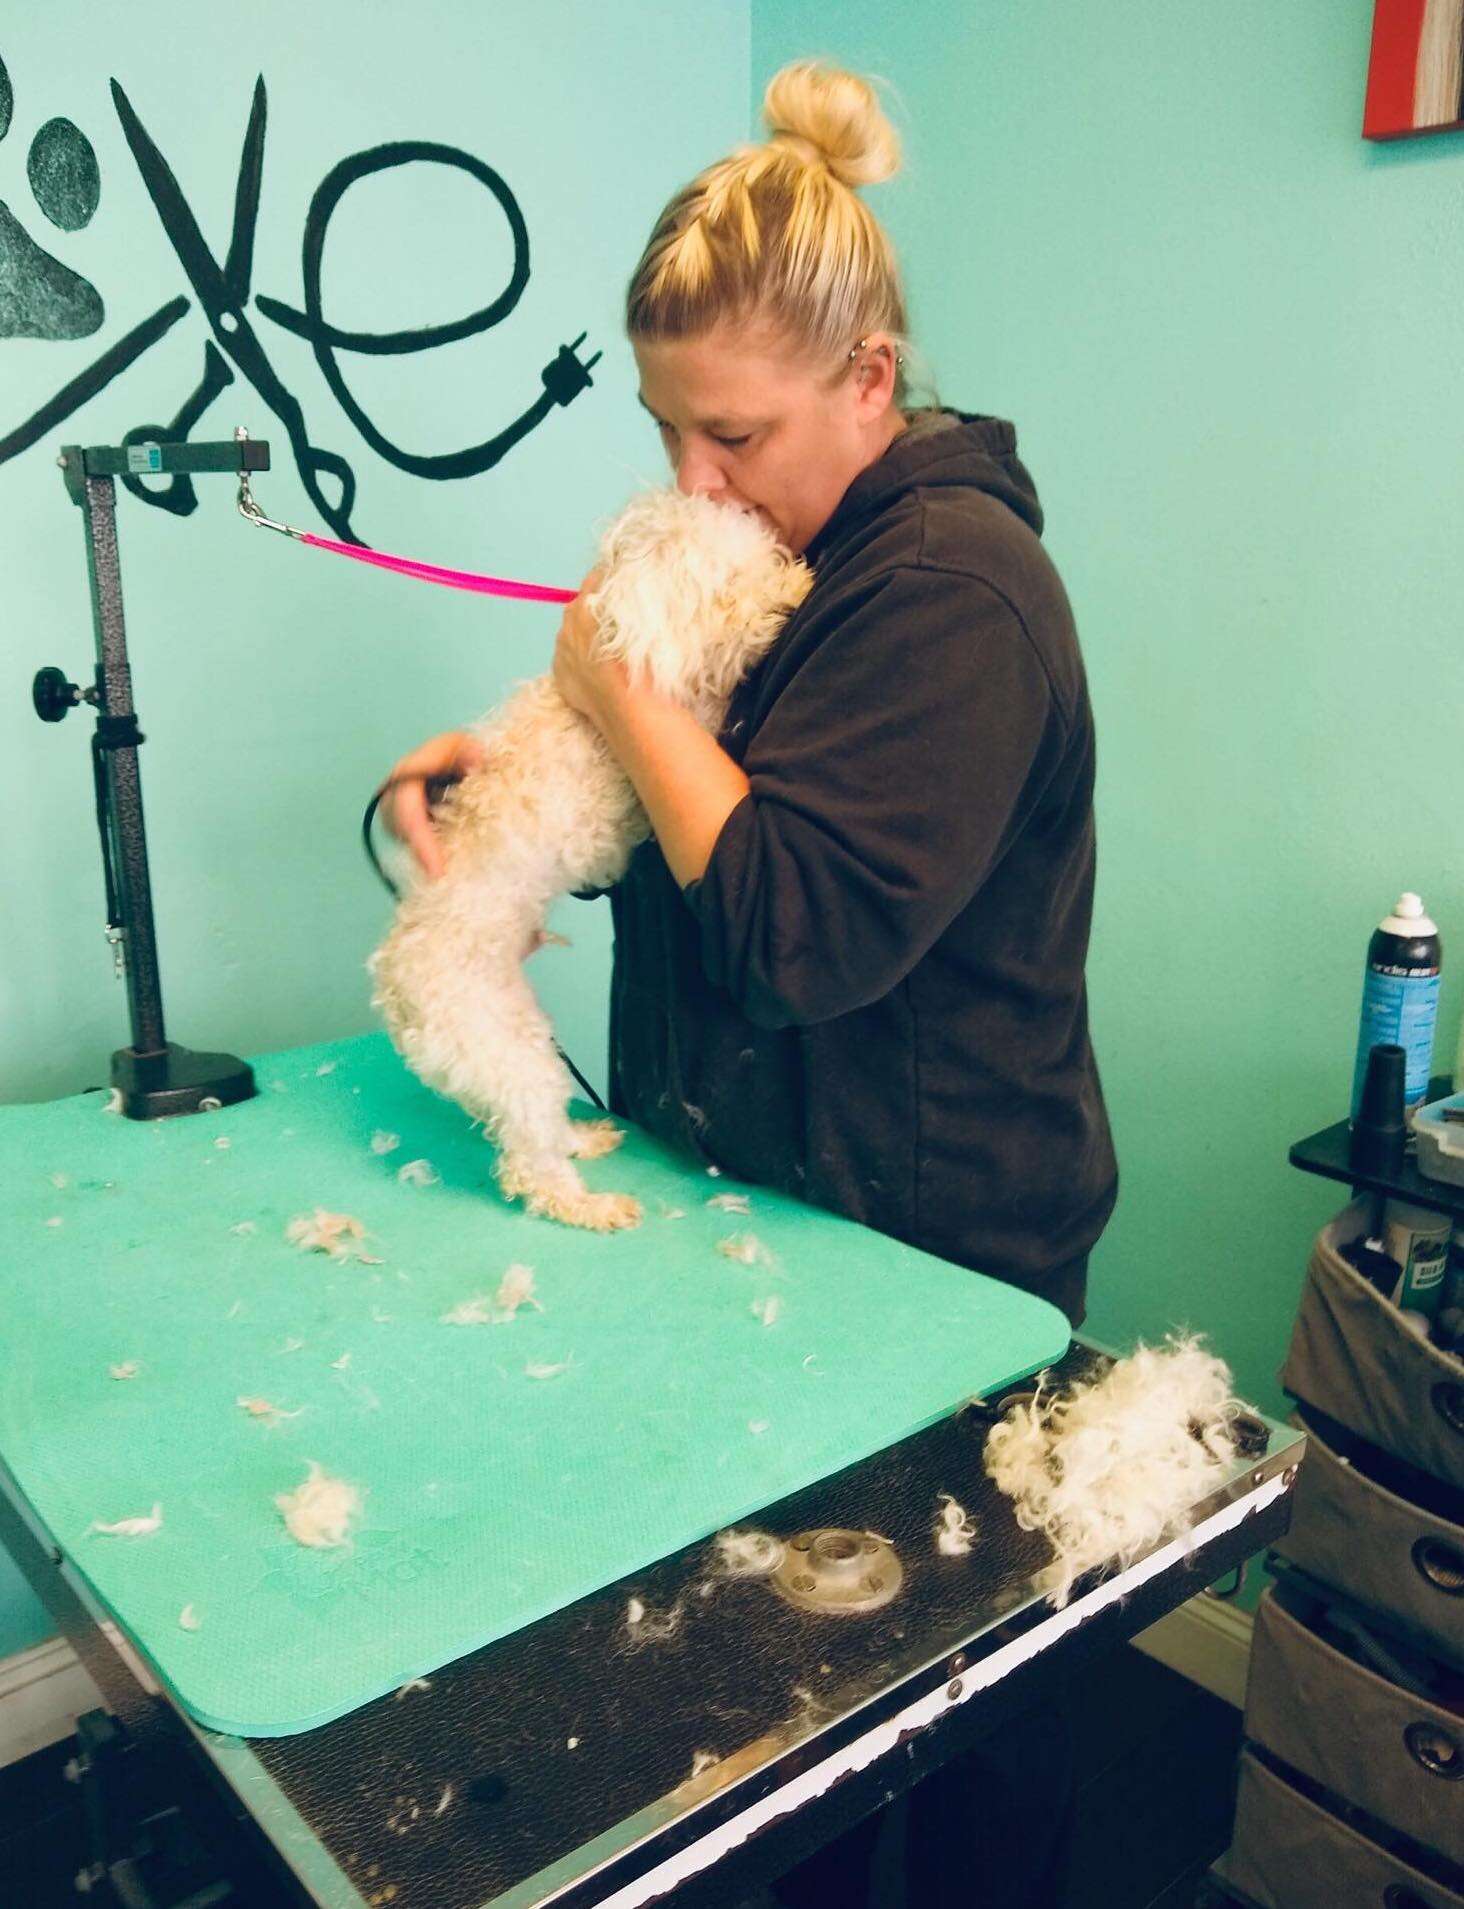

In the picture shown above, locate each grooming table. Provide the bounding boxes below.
[0,1037,1305,1905]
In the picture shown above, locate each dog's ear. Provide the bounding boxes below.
[684,548,813,708]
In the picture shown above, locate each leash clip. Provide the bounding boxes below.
[234,426,300,538]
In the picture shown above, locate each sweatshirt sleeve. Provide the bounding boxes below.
[681,564,1063,1029]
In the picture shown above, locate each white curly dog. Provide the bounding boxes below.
[369,489,810,1231]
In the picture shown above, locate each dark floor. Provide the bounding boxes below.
[0,1643,1242,1907]
[1061,1644,1242,1909]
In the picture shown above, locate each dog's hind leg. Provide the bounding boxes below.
[373,912,640,1229]
[564,1118,626,1160]
[477,967,641,1231]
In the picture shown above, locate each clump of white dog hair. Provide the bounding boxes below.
[493,1263,540,1319]
[440,1267,539,1330]
[715,1529,785,1577]
[983,1335,1242,1607]
[441,1294,494,1326]
[89,1504,162,1538]
[238,1396,302,1427]
[275,1461,361,1549]
[751,1295,781,1327]
[396,1158,439,1188]
[625,1595,682,1642]
[285,1210,380,1264]
[935,1494,976,1556]
[719,1232,772,1266]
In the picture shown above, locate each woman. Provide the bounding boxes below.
[386,60,1116,1904]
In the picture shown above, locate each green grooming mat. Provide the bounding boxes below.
[0,1033,1069,1736]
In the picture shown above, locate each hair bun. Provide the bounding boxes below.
[762,60,900,189]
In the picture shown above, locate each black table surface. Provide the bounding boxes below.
[0,1340,1301,1909]
[186,1343,1299,1909]
[1289,1077,1464,1220]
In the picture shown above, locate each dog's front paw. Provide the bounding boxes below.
[577,1190,642,1231]
[532,1183,642,1232]
[567,1118,625,1160]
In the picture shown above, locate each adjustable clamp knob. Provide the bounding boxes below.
[32,665,82,723]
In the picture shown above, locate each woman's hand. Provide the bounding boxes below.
[379,729,485,881]
[551,570,633,731]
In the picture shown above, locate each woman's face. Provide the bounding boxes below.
[632,323,903,554]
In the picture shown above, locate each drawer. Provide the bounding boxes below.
[1282,1204,1464,1491]
[1275,1409,1464,1670]
[1218,1747,1464,1908]
[1244,1585,1464,1867]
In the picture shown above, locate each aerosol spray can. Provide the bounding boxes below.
[1350,893,1442,1123]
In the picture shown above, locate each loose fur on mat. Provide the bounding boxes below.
[982,1334,1243,1607]
[275,1460,361,1549]
[369,488,810,1233]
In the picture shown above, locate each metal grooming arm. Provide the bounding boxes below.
[32,432,272,1119]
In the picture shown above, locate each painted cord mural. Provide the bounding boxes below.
[0,54,600,541]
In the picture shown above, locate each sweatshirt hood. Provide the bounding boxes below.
[803,409,1044,567]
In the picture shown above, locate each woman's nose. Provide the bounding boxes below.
[675,448,725,498]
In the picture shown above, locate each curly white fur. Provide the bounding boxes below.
[983,1335,1242,1607]
[369,489,810,1231]
[275,1461,361,1549]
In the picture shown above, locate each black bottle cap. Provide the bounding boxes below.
[1351,1043,1407,1175]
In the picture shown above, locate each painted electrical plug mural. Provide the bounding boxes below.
[0,52,600,542]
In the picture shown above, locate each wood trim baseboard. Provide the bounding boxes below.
[1132,1590,1255,1708]
[0,1635,100,1768]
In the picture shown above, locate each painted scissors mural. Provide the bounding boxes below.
[0,55,600,543]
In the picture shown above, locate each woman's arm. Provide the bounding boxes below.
[556,563,1064,1030]
[593,683,749,888]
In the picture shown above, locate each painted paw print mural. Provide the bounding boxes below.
[0,52,104,341]
[0,54,599,540]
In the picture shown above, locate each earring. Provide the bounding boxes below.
[848,337,907,371]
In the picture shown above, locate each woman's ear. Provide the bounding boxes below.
[850,333,900,422]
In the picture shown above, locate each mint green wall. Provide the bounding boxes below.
[750,0,1464,1425]
[0,3,748,1666]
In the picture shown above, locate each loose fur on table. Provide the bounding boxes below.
[983,1334,1243,1607]
[369,488,810,1232]
[275,1461,361,1549]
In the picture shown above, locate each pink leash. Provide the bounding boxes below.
[296,532,575,605]
[234,436,575,606]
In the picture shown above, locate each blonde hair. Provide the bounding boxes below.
[626,61,912,394]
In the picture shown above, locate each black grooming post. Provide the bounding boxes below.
[33,435,270,1119]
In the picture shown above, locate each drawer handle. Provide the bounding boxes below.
[1404,1720,1463,1779]
[1433,1382,1464,1436]
[1413,1538,1464,1596]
